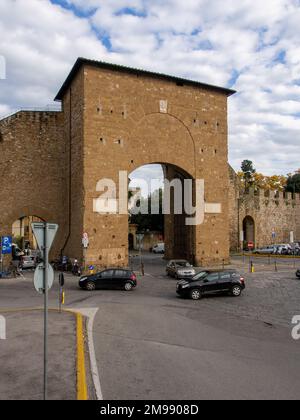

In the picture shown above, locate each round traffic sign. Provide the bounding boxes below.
[82,232,89,248]
[33,263,54,294]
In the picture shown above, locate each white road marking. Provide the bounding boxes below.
[68,307,103,400]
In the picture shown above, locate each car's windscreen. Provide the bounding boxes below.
[176,262,191,267]
[193,271,208,280]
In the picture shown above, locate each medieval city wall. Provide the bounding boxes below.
[229,167,300,250]
[0,110,66,257]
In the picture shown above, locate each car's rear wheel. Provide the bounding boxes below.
[86,282,96,291]
[231,285,242,297]
[190,288,202,300]
[124,282,133,291]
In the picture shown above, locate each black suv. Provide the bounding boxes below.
[79,268,137,291]
[176,269,245,300]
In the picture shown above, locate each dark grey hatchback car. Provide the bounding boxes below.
[79,268,137,291]
[176,269,245,300]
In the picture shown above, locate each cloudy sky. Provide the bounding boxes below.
[0,0,299,176]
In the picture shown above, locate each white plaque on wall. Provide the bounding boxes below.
[159,100,168,113]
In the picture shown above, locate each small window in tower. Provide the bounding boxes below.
[114,139,124,146]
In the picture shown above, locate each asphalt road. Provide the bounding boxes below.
[0,253,300,400]
[0,311,76,400]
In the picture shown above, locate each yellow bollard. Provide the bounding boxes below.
[62,291,65,305]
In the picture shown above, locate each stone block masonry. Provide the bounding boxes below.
[1,58,235,268]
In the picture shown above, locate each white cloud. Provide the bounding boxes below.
[130,164,164,197]
[0,0,299,175]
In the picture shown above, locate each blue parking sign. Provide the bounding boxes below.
[1,236,12,254]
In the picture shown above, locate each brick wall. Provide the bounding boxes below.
[69,63,231,268]
[0,111,66,259]
[229,167,300,250]
[61,68,85,260]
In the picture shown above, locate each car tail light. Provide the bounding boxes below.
[240,277,245,283]
[130,274,137,281]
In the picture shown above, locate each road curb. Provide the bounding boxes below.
[232,253,300,259]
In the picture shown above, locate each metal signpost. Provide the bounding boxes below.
[31,222,58,401]
[34,263,54,293]
[82,232,89,273]
[58,273,65,313]
[239,231,244,254]
[272,230,277,271]
[290,231,296,268]
[136,233,144,276]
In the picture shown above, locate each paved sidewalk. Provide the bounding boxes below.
[0,310,77,400]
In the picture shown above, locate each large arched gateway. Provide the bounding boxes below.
[0,58,235,268]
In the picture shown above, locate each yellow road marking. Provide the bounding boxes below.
[77,312,88,401]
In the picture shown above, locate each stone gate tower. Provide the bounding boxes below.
[0,58,235,268]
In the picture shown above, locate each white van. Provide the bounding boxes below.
[152,243,165,254]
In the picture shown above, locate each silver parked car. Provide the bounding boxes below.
[20,256,36,270]
[274,244,292,255]
[253,246,276,255]
[152,243,165,254]
[166,260,196,279]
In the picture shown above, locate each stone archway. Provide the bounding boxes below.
[82,111,199,268]
[1,205,64,260]
[243,216,255,248]
[128,162,196,263]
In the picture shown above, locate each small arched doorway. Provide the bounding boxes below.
[128,233,134,250]
[243,216,255,249]
[12,215,45,253]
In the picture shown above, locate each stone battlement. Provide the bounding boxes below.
[242,187,300,204]
[0,109,62,126]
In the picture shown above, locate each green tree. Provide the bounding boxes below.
[129,188,164,233]
[285,173,300,193]
[241,160,256,191]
